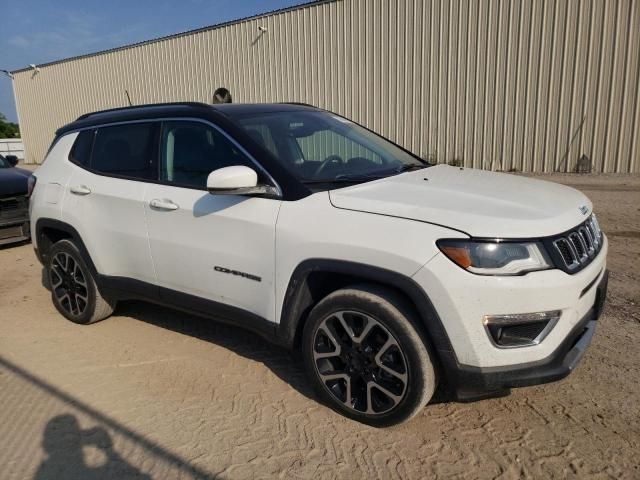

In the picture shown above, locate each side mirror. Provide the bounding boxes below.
[207,165,279,197]
[5,155,18,167]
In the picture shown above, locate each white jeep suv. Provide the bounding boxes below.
[30,103,608,426]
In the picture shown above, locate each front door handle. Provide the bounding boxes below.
[150,198,179,211]
[70,185,91,196]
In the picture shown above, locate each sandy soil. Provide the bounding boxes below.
[1,174,639,479]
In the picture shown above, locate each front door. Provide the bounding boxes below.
[144,120,281,322]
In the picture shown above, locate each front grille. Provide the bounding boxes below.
[0,198,20,211]
[550,215,603,273]
[0,225,24,240]
[0,196,28,221]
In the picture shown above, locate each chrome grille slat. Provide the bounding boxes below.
[589,217,601,249]
[551,214,603,272]
[569,232,587,260]
[579,227,595,257]
[553,238,580,270]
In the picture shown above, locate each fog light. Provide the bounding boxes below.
[483,310,561,348]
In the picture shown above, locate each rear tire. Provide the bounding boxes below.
[302,284,437,427]
[47,239,115,324]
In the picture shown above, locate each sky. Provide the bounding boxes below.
[0,0,305,122]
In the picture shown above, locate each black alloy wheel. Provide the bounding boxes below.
[50,251,90,317]
[47,239,115,324]
[312,309,409,414]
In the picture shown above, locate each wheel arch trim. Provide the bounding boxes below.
[34,218,99,276]
[277,259,459,369]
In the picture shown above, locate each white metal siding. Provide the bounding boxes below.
[11,0,640,173]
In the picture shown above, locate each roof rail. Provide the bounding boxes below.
[281,102,317,108]
[75,102,210,121]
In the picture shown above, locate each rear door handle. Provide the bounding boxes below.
[150,199,179,211]
[70,185,91,196]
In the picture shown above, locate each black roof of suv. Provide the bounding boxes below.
[57,102,318,136]
[54,102,318,201]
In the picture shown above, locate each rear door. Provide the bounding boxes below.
[143,120,281,322]
[63,123,158,284]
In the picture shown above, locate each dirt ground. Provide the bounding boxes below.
[1,173,639,479]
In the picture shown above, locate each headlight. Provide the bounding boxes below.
[437,239,553,275]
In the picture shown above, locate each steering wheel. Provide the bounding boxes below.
[315,154,344,177]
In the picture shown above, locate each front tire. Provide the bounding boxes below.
[47,239,115,324]
[302,285,437,427]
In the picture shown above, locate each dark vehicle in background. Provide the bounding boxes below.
[0,153,32,246]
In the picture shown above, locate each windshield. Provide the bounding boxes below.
[0,155,9,168]
[236,110,427,185]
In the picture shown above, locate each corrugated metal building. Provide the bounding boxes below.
[10,0,640,172]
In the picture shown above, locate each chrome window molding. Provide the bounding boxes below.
[61,117,283,199]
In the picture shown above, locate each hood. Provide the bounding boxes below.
[0,167,31,198]
[329,165,592,238]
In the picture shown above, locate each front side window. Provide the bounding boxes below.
[91,123,156,179]
[235,111,426,185]
[0,155,9,168]
[160,121,255,189]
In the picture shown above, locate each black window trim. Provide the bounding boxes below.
[64,117,283,199]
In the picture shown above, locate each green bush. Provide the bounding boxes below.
[0,113,20,139]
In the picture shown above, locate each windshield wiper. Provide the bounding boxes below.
[301,164,429,185]
[302,165,428,185]
[301,177,369,185]
[395,163,428,173]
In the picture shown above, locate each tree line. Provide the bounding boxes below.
[0,112,20,138]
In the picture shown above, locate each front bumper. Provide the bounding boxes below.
[0,196,30,246]
[0,220,30,246]
[447,270,608,400]
[412,233,608,402]
[414,235,608,368]
[0,208,31,245]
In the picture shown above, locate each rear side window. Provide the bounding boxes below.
[69,130,94,167]
[91,123,157,180]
